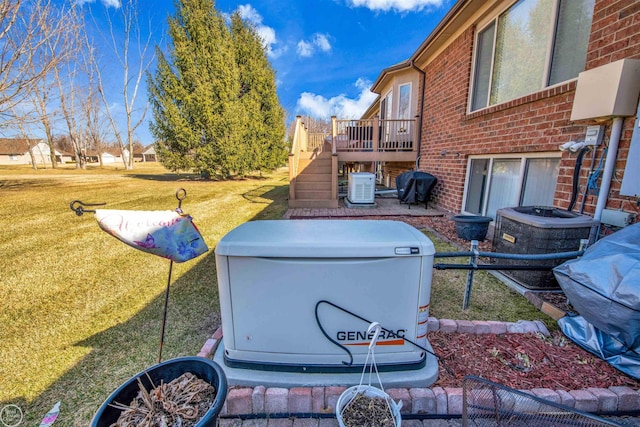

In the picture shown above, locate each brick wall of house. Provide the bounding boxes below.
[417,0,640,227]
[384,162,415,189]
[579,0,640,228]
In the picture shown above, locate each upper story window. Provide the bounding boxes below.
[398,83,411,119]
[470,0,595,112]
[382,91,393,120]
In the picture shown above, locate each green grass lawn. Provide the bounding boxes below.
[0,163,551,426]
[0,163,290,426]
[427,236,554,328]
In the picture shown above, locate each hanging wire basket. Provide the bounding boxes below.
[336,322,402,427]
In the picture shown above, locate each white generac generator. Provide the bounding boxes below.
[347,172,375,204]
[214,219,436,373]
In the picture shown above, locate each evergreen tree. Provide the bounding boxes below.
[148,0,286,178]
[148,0,246,178]
[230,12,286,175]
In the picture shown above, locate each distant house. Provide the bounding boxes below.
[0,138,60,166]
[101,150,122,164]
[142,145,157,162]
[58,151,74,164]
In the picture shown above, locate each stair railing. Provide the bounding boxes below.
[289,116,306,202]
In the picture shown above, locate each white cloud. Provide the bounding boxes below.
[237,4,261,22]
[76,0,121,8]
[313,34,332,52]
[236,4,283,58]
[296,78,378,120]
[297,40,314,58]
[296,33,332,58]
[346,0,443,12]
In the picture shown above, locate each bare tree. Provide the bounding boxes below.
[0,0,65,128]
[56,5,94,170]
[28,74,58,167]
[82,84,109,168]
[88,0,155,170]
[25,1,86,168]
[28,3,65,169]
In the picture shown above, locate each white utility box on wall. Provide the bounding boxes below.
[570,58,640,121]
[214,220,436,377]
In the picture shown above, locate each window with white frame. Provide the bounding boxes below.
[398,83,411,119]
[463,155,560,219]
[470,0,595,112]
[384,91,393,119]
[380,91,393,120]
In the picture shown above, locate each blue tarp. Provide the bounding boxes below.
[554,223,640,379]
[558,315,640,379]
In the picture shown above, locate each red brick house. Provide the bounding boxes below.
[289,0,640,227]
[402,0,640,231]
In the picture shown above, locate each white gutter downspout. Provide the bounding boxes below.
[410,59,426,168]
[593,116,624,222]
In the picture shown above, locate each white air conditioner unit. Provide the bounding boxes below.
[348,172,375,204]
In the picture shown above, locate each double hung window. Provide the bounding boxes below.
[470,0,595,112]
[398,83,411,119]
[463,155,560,219]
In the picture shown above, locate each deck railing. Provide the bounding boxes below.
[307,132,329,153]
[329,116,418,154]
[288,116,306,201]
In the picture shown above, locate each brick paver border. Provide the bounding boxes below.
[197,320,640,418]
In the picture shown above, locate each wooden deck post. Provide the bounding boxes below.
[373,115,380,152]
[331,116,337,155]
[331,154,338,202]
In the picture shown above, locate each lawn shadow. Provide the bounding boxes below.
[130,172,281,183]
[0,178,63,189]
[129,173,202,182]
[24,179,290,426]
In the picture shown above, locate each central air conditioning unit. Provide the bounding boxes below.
[348,172,375,204]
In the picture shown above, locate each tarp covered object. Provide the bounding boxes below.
[95,209,208,263]
[554,223,640,379]
[396,171,437,207]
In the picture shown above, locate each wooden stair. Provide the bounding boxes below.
[289,151,338,208]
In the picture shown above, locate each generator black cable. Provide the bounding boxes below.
[314,299,455,376]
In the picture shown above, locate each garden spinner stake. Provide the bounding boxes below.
[71,189,209,364]
[158,188,187,363]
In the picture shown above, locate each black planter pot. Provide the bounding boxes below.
[452,215,493,241]
[91,357,227,427]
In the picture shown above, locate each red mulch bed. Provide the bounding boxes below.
[303,212,640,391]
[429,330,640,390]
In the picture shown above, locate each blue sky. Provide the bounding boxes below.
[80,0,454,145]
